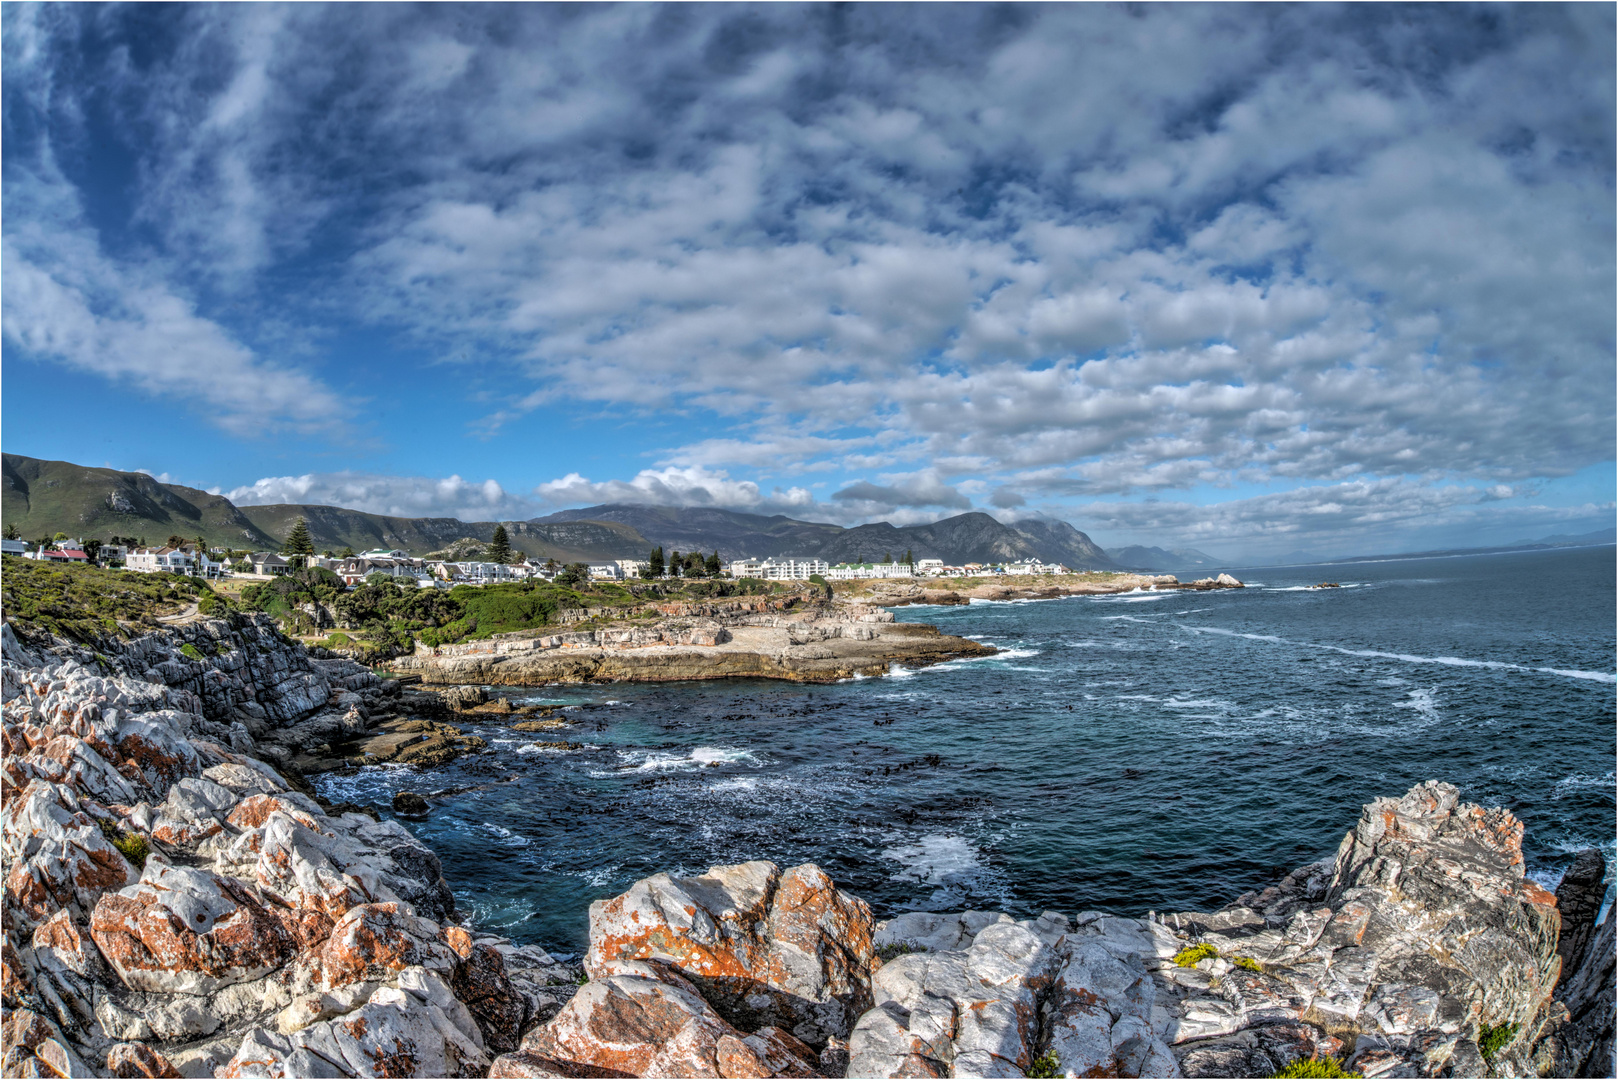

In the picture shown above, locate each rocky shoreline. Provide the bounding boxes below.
[386,594,996,686]
[847,572,1245,607]
[2,615,1611,1078]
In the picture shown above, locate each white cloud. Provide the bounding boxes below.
[534,465,814,515]
[226,472,530,521]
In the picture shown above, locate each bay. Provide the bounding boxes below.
[316,544,1617,956]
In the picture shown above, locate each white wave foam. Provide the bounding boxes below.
[1392,688,1440,719]
[882,833,984,886]
[607,746,766,773]
[1183,625,1616,683]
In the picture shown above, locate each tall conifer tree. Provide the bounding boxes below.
[283,518,314,569]
[489,524,512,565]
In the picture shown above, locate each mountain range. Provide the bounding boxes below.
[1,454,1124,569]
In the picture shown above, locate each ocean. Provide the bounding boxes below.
[316,544,1616,957]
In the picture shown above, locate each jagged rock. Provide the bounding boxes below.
[492,959,816,1078]
[393,791,430,817]
[585,860,876,1049]
[105,1040,185,1078]
[2,779,136,928]
[445,926,527,1054]
[90,860,298,995]
[315,902,458,990]
[220,971,490,1078]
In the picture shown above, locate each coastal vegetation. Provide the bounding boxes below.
[1478,1021,1520,1064]
[1270,1058,1359,1079]
[0,554,209,641]
[1173,943,1218,967]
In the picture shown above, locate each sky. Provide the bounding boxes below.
[3,3,1614,562]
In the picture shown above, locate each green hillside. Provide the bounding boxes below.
[236,504,651,562]
[2,454,277,549]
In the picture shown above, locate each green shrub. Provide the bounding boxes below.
[1271,1058,1359,1079]
[179,643,205,661]
[99,822,150,869]
[1233,956,1264,972]
[1026,1051,1061,1079]
[1173,943,1218,967]
[876,942,927,961]
[1478,1021,1519,1063]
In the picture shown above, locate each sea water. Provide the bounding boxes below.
[316,545,1617,956]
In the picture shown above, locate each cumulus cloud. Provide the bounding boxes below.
[226,472,530,521]
[534,466,814,515]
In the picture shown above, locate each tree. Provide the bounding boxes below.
[555,562,587,587]
[646,547,664,579]
[488,524,512,565]
[3,524,17,540]
[167,534,187,549]
[84,539,103,564]
[283,517,315,570]
[341,546,355,558]
[669,550,682,578]
[705,550,722,576]
[195,534,209,575]
[882,551,892,564]
[905,549,914,566]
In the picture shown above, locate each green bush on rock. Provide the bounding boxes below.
[1271,1058,1359,1079]
[1173,943,1218,967]
[1478,1021,1519,1063]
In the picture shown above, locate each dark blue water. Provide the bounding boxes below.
[318,545,1616,956]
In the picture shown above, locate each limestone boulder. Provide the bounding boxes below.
[2,779,136,928]
[585,860,875,1048]
[494,959,817,1079]
[105,1040,184,1078]
[220,971,490,1079]
[90,860,297,995]
[445,926,527,1054]
[315,902,458,991]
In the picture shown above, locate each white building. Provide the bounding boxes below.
[127,546,208,575]
[454,561,523,585]
[825,562,916,580]
[914,558,945,575]
[727,558,766,578]
[588,564,623,580]
[758,558,829,580]
[2,539,29,557]
[616,559,649,579]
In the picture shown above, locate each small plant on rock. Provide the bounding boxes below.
[1478,1021,1519,1063]
[179,643,205,660]
[1271,1058,1359,1079]
[876,941,928,961]
[1026,1051,1061,1079]
[99,821,150,869]
[1173,943,1218,967]
[1232,955,1264,972]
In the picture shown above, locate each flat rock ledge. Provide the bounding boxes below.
[1,618,1610,1079]
[387,603,994,686]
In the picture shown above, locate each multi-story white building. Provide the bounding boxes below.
[616,559,649,579]
[824,562,916,580]
[127,546,209,575]
[758,558,830,580]
[454,561,524,585]
[589,564,623,580]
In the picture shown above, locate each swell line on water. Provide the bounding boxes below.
[1182,626,1617,684]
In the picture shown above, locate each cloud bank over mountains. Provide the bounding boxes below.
[3,4,1613,557]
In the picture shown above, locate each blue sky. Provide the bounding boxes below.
[3,3,1614,560]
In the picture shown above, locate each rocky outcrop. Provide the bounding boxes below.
[4,613,1608,1078]
[2,621,580,1079]
[492,784,1608,1079]
[390,616,993,686]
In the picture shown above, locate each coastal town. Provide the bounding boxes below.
[2,521,1073,590]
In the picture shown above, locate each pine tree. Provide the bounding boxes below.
[341,546,355,558]
[905,549,914,565]
[705,550,721,576]
[647,547,664,579]
[3,524,17,540]
[670,550,682,578]
[882,551,892,564]
[488,524,512,565]
[283,517,315,569]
